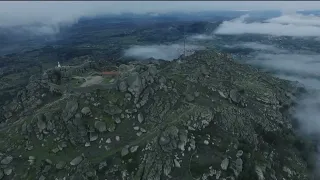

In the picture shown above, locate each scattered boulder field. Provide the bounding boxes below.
[0,50,315,180]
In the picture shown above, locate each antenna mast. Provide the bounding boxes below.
[183,25,186,57]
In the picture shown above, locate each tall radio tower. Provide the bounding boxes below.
[183,25,186,57]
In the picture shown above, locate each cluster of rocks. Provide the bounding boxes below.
[0,51,314,180]
[0,155,13,179]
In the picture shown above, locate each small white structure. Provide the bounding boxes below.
[57,62,61,68]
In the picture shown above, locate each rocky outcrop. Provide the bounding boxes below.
[0,50,313,180]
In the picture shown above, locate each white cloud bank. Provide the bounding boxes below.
[224,42,287,52]
[123,44,204,61]
[215,13,320,37]
[249,53,320,76]
[188,34,215,41]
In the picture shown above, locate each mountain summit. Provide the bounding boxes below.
[0,50,313,180]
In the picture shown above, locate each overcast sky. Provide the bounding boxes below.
[1,1,320,27]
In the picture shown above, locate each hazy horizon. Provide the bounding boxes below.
[1,1,320,28]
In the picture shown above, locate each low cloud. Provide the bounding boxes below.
[276,75,320,90]
[294,91,320,134]
[248,53,320,77]
[224,42,287,52]
[214,13,320,37]
[20,25,62,35]
[266,13,320,26]
[123,44,204,61]
[287,86,320,145]
[188,34,215,41]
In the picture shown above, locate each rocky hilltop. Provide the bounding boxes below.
[0,50,315,180]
